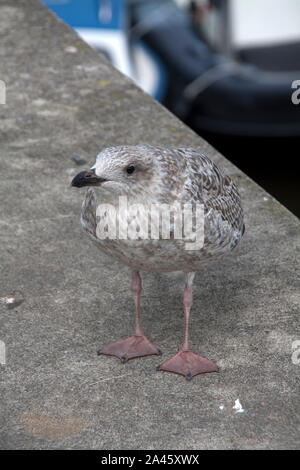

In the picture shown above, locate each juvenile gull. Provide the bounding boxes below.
[72,144,244,379]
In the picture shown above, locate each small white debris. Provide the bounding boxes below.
[219,404,224,410]
[1,292,24,309]
[233,399,244,413]
[65,46,77,54]
[32,98,47,107]
[263,197,269,201]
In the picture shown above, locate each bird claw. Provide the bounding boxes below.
[157,349,218,379]
[98,335,161,362]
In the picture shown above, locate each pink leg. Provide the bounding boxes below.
[98,270,161,363]
[157,272,218,380]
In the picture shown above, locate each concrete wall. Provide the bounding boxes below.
[0,0,299,449]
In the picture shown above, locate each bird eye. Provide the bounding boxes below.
[126,165,135,175]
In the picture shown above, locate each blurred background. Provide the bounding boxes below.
[42,0,300,216]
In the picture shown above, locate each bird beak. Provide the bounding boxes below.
[71,169,106,188]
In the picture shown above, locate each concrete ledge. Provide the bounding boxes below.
[0,0,299,449]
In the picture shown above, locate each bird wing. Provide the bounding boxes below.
[178,148,244,235]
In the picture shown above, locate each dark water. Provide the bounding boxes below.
[200,133,300,218]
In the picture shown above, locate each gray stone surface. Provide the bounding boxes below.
[0,0,299,450]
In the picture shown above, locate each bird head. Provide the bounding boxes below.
[71,145,162,198]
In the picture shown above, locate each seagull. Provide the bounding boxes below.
[72,144,244,380]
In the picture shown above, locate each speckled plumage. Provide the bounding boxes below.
[80,144,244,272]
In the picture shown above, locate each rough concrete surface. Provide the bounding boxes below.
[0,0,299,450]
